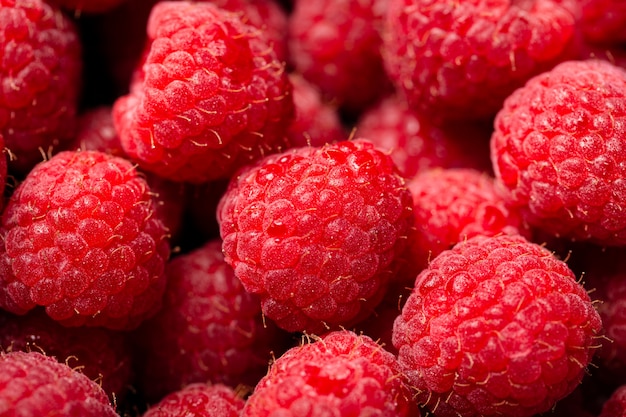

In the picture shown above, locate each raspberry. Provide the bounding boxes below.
[400,168,527,281]
[288,0,392,115]
[600,385,626,417]
[355,95,493,179]
[134,239,289,402]
[217,139,414,334]
[112,1,294,183]
[578,0,626,44]
[142,383,245,417]
[286,72,346,148]
[382,0,576,121]
[491,59,626,245]
[0,350,118,416]
[0,308,133,402]
[0,0,82,175]
[0,150,171,330]
[46,0,128,14]
[393,234,602,417]
[242,330,414,417]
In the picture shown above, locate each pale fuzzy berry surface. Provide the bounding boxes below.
[0,150,171,330]
[134,239,290,403]
[0,0,82,175]
[0,350,118,416]
[400,168,527,282]
[0,308,133,402]
[393,234,602,417]
[113,1,294,183]
[217,139,414,334]
[491,59,626,245]
[382,0,577,121]
[288,0,392,115]
[242,330,416,417]
[142,383,245,417]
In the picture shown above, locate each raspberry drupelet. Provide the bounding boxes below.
[0,150,171,330]
[242,330,415,417]
[0,0,82,175]
[142,383,245,417]
[491,59,626,245]
[0,351,118,416]
[382,0,577,121]
[217,139,414,334]
[393,234,602,417]
[134,239,289,403]
[113,1,294,184]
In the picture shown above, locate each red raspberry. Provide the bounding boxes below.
[288,0,392,115]
[286,72,346,148]
[45,0,128,14]
[355,95,493,179]
[217,139,414,334]
[382,0,576,121]
[112,1,294,183]
[600,385,626,417]
[71,106,187,241]
[0,350,118,416]
[400,168,527,281]
[134,239,289,402]
[0,308,133,402]
[142,383,244,417]
[393,234,602,417]
[0,150,171,330]
[491,59,626,245]
[0,0,82,175]
[578,0,626,44]
[242,330,415,417]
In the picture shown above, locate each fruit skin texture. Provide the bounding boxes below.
[400,168,526,281]
[0,0,82,175]
[0,350,118,416]
[113,1,294,184]
[217,139,414,334]
[288,0,392,114]
[393,234,602,417]
[0,308,133,402]
[143,383,245,417]
[382,0,576,121]
[134,239,289,403]
[0,150,171,330]
[242,330,415,417]
[491,59,626,245]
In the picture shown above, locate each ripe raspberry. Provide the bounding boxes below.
[0,350,118,416]
[0,0,82,175]
[45,0,128,14]
[0,150,171,330]
[112,1,294,183]
[0,308,133,402]
[578,0,626,44]
[393,234,602,417]
[286,72,346,148]
[217,139,414,334]
[355,95,492,179]
[491,59,626,245]
[242,330,415,417]
[142,383,244,417]
[288,0,393,114]
[600,385,626,417]
[400,168,526,281]
[70,107,188,241]
[382,0,576,121]
[134,239,289,402]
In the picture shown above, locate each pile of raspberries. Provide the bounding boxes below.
[3,0,626,416]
